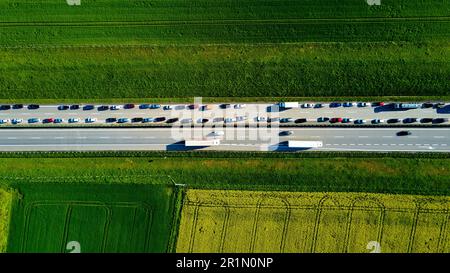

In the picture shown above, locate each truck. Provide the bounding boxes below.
[288,141,323,148]
[278,102,299,109]
[185,139,221,147]
[394,103,422,109]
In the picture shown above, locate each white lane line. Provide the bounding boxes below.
[382,136,393,138]
[325,144,331,146]
[99,136,110,139]
[54,137,64,139]
[390,144,397,146]
[374,144,379,146]
[434,136,445,139]
[7,137,17,140]
[407,136,418,138]
[442,144,448,146]
[144,136,156,139]
[349,144,355,146]
[334,136,344,138]
[122,136,132,139]
[382,144,388,146]
[399,144,404,146]
[77,137,87,139]
[30,137,41,139]
[407,144,413,146]
[358,136,369,138]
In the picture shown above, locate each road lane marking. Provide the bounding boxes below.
[358,136,369,138]
[30,137,41,139]
[7,137,17,140]
[54,137,64,139]
[434,136,445,139]
[334,136,344,138]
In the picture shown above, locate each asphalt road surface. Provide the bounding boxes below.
[0,127,447,152]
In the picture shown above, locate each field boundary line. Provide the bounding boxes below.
[187,203,201,253]
[61,205,73,253]
[219,203,231,253]
[280,198,292,253]
[100,205,112,253]
[407,205,421,253]
[249,199,262,253]
[437,212,450,253]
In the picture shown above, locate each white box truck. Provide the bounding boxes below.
[288,140,323,148]
[185,139,221,147]
[278,102,299,109]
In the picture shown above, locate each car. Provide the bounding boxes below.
[220,104,231,109]
[166,118,179,123]
[117,118,130,123]
[198,118,209,124]
[354,119,366,124]
[357,102,368,107]
[53,118,64,123]
[142,118,154,123]
[224,117,234,123]
[28,118,41,123]
[403,118,417,123]
[202,105,213,111]
[387,118,401,124]
[0,105,11,110]
[314,103,323,108]
[70,105,80,110]
[0,119,9,124]
[58,105,69,110]
[329,102,342,108]
[295,118,307,123]
[11,118,23,124]
[267,117,279,123]
[371,102,385,107]
[27,104,40,110]
[124,104,135,109]
[371,119,384,124]
[154,117,166,122]
[302,103,313,108]
[317,117,329,122]
[279,130,293,136]
[235,116,247,122]
[110,105,122,110]
[149,104,161,109]
[422,103,433,108]
[83,105,94,110]
[163,105,173,111]
[132,117,144,122]
[106,118,117,123]
[213,117,224,123]
[98,105,109,111]
[342,118,353,123]
[420,118,433,123]
[433,118,449,124]
[180,118,192,124]
[68,118,80,123]
[234,104,246,109]
[280,118,294,123]
[343,102,355,107]
[435,102,446,109]
[85,118,97,123]
[330,118,343,123]
[212,131,225,136]
[43,118,54,123]
[12,104,23,109]
[397,131,412,136]
[188,104,200,110]
[139,104,150,109]
[256,116,267,122]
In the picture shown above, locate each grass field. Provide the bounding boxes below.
[0,42,448,99]
[0,188,12,252]
[177,190,450,253]
[7,183,179,252]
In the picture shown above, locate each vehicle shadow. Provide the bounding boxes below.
[166,141,204,151]
[373,104,404,113]
[268,141,312,152]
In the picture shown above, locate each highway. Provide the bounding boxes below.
[0,127,447,152]
[0,102,449,127]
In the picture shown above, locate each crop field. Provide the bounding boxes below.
[177,190,450,253]
[0,188,12,252]
[6,183,179,253]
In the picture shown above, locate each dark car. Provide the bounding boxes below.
[43,118,54,123]
[371,102,385,107]
[132,117,143,123]
[420,118,433,123]
[317,117,329,122]
[12,104,23,109]
[83,105,94,110]
[397,131,411,136]
[166,118,179,124]
[139,104,150,109]
[403,118,417,123]
[70,105,80,110]
[387,118,401,124]
[58,105,69,110]
[329,102,342,108]
[154,117,166,122]
[295,118,307,123]
[0,105,11,110]
[98,105,109,111]
[124,104,135,109]
[279,130,293,136]
[188,104,199,110]
[422,103,433,108]
[280,118,293,123]
[220,104,231,109]
[433,118,449,124]
[435,102,446,108]
[198,118,209,123]
[106,118,117,123]
[330,118,343,123]
[27,104,40,110]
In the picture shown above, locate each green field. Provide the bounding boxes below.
[0,188,12,252]
[177,190,450,253]
[7,183,179,252]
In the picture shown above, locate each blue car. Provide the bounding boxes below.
[54,118,64,123]
[139,104,150,109]
[149,104,161,109]
[329,102,342,108]
[117,118,130,123]
[83,105,94,110]
[28,118,40,123]
[142,118,154,123]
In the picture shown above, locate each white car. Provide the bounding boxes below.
[212,131,225,136]
[256,116,267,122]
[302,103,314,108]
[0,119,9,124]
[11,119,23,124]
[234,104,246,109]
[110,105,122,110]
[85,118,97,123]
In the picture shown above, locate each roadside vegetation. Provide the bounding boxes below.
[0,188,12,252]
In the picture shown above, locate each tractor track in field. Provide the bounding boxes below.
[0,16,450,28]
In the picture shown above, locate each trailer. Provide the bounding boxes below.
[278,102,299,109]
[185,139,221,147]
[288,140,323,148]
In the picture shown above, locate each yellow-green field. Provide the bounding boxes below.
[0,188,12,253]
[177,190,450,253]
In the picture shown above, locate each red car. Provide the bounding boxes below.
[44,118,54,123]
[330,118,343,123]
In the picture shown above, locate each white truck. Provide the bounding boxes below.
[288,140,323,148]
[185,139,221,147]
[278,102,299,109]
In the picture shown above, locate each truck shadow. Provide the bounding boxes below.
[268,141,312,152]
[166,141,205,151]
